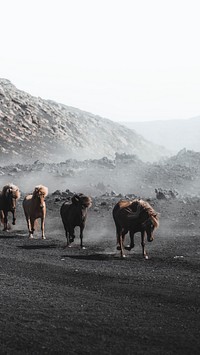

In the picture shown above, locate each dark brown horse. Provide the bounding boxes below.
[23,185,48,239]
[113,199,159,259]
[60,193,92,248]
[0,184,20,231]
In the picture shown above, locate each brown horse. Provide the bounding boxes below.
[23,185,48,239]
[0,184,20,231]
[113,199,159,259]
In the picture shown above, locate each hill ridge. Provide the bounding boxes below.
[0,79,168,164]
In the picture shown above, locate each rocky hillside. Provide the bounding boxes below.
[122,116,200,153]
[0,79,168,164]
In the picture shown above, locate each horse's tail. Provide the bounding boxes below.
[112,207,120,245]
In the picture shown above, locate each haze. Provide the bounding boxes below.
[1,0,200,122]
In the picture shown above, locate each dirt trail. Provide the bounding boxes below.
[0,197,200,354]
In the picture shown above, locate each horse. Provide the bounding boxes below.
[23,185,48,239]
[60,193,92,248]
[112,199,159,259]
[0,184,20,231]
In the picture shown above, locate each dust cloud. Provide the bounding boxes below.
[1,149,200,200]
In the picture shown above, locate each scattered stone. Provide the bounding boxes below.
[155,188,179,200]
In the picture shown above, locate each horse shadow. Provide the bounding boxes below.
[61,252,125,261]
[0,230,27,239]
[18,243,58,250]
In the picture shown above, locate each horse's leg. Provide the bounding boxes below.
[116,225,122,250]
[41,217,46,239]
[61,221,70,247]
[3,211,8,231]
[69,227,75,244]
[126,231,135,250]
[29,218,34,238]
[0,210,4,226]
[141,231,148,259]
[12,210,16,225]
[65,229,70,247]
[80,225,85,249]
[130,231,135,249]
[120,231,126,258]
[65,230,69,245]
[116,226,126,257]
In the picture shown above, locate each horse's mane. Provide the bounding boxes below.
[33,185,48,197]
[118,200,132,209]
[0,184,20,199]
[134,199,159,228]
[118,199,159,228]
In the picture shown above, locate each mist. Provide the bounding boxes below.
[1,149,200,199]
[121,117,200,153]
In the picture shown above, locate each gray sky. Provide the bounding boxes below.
[1,0,200,122]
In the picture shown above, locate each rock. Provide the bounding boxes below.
[155,188,178,200]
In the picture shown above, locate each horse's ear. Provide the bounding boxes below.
[72,195,80,204]
[5,188,10,196]
[33,187,38,196]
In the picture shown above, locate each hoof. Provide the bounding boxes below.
[82,246,86,250]
[42,236,46,240]
[144,255,149,260]
[29,235,34,239]
[125,245,132,251]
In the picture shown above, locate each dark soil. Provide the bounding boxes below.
[0,196,200,354]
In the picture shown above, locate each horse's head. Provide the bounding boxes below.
[71,194,92,221]
[142,213,159,242]
[4,185,20,212]
[33,185,48,209]
[6,188,16,211]
[137,200,159,242]
[143,217,155,242]
[72,194,92,208]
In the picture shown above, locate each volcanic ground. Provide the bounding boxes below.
[0,186,200,354]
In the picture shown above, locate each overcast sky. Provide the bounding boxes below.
[1,0,200,122]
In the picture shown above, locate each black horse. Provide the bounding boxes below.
[0,184,20,231]
[113,199,159,259]
[60,193,92,248]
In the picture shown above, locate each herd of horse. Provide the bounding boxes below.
[0,183,159,259]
